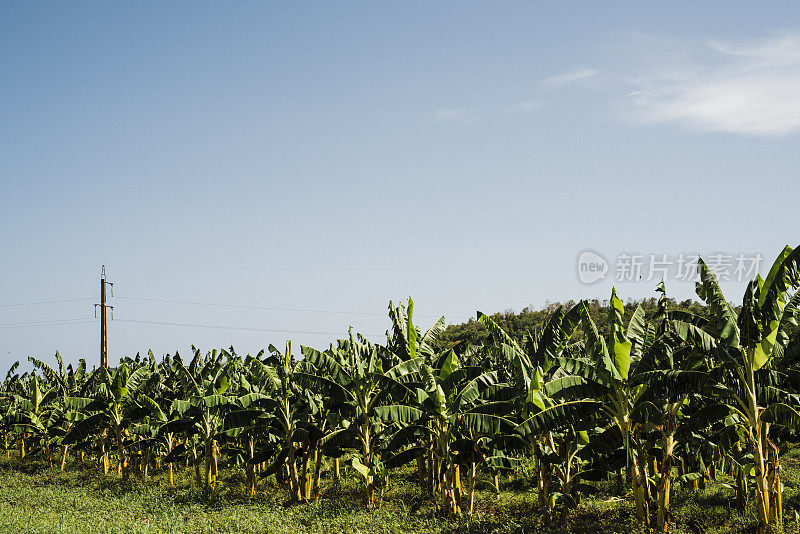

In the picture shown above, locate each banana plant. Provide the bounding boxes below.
[136,390,173,481]
[387,297,445,361]
[63,363,152,478]
[622,281,735,531]
[478,303,602,521]
[225,342,319,501]
[221,395,268,497]
[378,350,517,516]
[300,330,423,508]
[165,349,235,490]
[527,290,668,523]
[7,373,60,464]
[0,362,22,457]
[27,353,89,470]
[686,247,800,533]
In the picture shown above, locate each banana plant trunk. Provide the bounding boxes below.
[245,439,256,496]
[754,430,771,533]
[311,447,323,502]
[537,457,553,521]
[417,456,427,495]
[746,354,774,533]
[287,444,302,502]
[767,438,782,530]
[468,462,477,516]
[245,463,255,496]
[656,433,675,532]
[631,445,650,526]
[192,444,202,488]
[100,431,109,475]
[203,438,214,490]
[441,461,460,516]
[656,474,671,532]
[142,444,150,479]
[212,443,218,481]
[59,444,69,471]
[362,422,374,508]
[429,450,438,494]
[301,449,311,501]
[118,439,127,478]
[166,433,175,486]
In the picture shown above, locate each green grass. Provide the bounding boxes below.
[0,454,798,533]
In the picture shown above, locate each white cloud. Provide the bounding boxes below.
[542,68,598,87]
[435,108,476,123]
[628,33,800,136]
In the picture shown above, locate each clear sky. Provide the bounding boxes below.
[2,2,800,370]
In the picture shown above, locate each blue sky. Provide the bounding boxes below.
[2,2,800,370]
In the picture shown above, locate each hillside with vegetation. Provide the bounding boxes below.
[437,296,713,351]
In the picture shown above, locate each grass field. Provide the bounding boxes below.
[5,452,800,533]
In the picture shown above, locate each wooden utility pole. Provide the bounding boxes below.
[96,265,113,368]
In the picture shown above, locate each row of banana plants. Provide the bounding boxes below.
[1,246,799,533]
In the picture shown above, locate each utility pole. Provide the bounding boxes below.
[95,265,113,368]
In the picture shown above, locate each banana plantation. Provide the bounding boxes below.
[3,246,800,533]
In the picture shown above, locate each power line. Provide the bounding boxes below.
[115,295,468,319]
[0,318,96,329]
[114,318,383,337]
[1,263,574,274]
[0,293,471,330]
[0,298,95,308]
[107,264,571,272]
[0,267,95,274]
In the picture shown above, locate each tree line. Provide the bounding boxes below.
[437,295,713,350]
